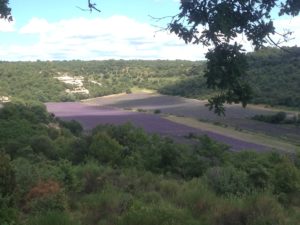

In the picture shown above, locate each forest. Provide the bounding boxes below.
[1,102,300,225]
[1,47,300,108]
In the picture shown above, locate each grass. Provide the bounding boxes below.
[130,87,157,94]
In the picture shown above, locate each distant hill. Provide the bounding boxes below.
[0,48,299,108]
[247,47,300,107]
[160,47,300,108]
[0,60,199,103]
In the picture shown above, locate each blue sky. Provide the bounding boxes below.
[1,0,299,61]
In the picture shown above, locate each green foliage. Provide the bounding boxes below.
[0,199,18,225]
[274,158,300,193]
[58,119,83,136]
[89,132,123,165]
[27,211,80,225]
[168,0,300,111]
[0,60,197,102]
[1,51,300,110]
[205,43,252,115]
[26,190,68,214]
[30,135,58,160]
[118,202,199,225]
[0,102,299,224]
[0,152,15,197]
[247,47,300,108]
[212,193,285,225]
[0,0,12,21]
[205,166,250,196]
[80,189,133,225]
[0,152,18,225]
[252,111,287,124]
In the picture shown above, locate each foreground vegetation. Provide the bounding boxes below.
[1,102,300,225]
[1,47,300,109]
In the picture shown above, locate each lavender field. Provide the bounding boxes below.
[46,101,284,152]
[85,93,300,146]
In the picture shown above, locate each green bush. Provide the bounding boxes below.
[80,189,133,225]
[30,135,58,160]
[212,194,285,225]
[252,112,287,124]
[27,211,80,225]
[89,132,123,166]
[118,202,199,225]
[205,166,250,196]
[0,152,16,197]
[59,119,83,136]
[24,180,68,213]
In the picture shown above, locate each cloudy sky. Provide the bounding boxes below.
[0,0,299,61]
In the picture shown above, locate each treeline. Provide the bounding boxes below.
[1,102,300,225]
[160,47,300,108]
[1,47,300,107]
[0,60,199,102]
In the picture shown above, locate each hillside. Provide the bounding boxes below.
[247,47,300,107]
[160,47,300,108]
[0,60,200,103]
[0,48,299,108]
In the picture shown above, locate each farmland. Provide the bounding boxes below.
[46,92,300,153]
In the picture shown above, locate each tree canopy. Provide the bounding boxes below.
[0,0,12,21]
[168,0,300,114]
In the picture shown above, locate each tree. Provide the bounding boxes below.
[1,0,300,114]
[0,0,12,21]
[168,0,300,114]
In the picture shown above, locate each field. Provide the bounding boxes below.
[46,92,300,153]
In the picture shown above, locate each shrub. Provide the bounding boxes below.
[205,166,250,196]
[89,132,123,166]
[174,179,217,217]
[252,111,287,124]
[0,152,16,197]
[154,109,161,114]
[59,119,83,136]
[273,157,300,194]
[30,135,58,160]
[0,152,18,225]
[244,194,285,225]
[27,211,80,225]
[118,202,199,225]
[80,189,133,225]
[74,161,108,194]
[0,198,18,225]
[25,180,68,213]
[212,194,285,225]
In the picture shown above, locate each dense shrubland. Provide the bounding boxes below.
[0,102,299,225]
[1,47,300,108]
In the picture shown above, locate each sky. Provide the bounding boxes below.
[0,0,299,61]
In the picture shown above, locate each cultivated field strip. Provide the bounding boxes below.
[45,100,296,152]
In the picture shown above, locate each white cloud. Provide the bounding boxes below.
[0,20,15,32]
[1,15,299,61]
[20,17,53,34]
[1,16,207,61]
[272,16,300,47]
